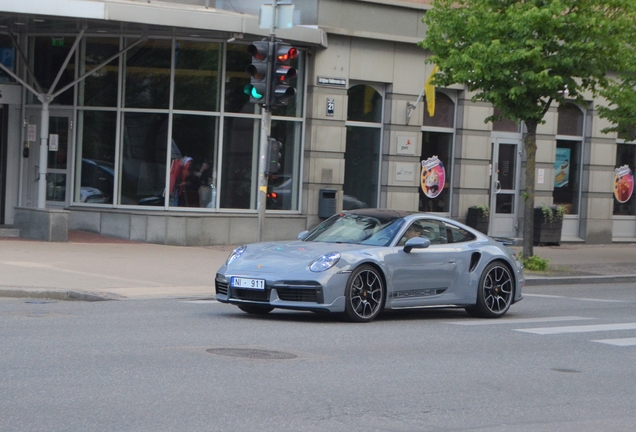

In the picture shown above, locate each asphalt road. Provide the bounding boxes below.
[2,282,635,432]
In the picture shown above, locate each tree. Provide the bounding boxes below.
[420,0,636,257]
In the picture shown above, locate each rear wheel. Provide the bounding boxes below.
[466,261,513,318]
[344,265,385,323]
[237,304,274,315]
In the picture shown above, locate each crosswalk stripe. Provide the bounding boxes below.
[516,323,636,335]
[591,337,636,347]
[446,316,594,326]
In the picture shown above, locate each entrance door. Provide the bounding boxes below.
[490,138,521,237]
[22,109,72,208]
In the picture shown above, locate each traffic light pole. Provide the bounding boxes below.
[257,3,279,242]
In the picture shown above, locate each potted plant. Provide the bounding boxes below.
[466,205,490,234]
[533,204,565,246]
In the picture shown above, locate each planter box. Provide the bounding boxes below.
[466,207,489,234]
[533,208,562,246]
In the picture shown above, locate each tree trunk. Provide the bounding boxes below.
[522,119,538,258]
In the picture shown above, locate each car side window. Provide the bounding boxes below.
[443,222,476,244]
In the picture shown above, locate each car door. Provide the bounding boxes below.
[385,219,460,307]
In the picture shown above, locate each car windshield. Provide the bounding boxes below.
[304,213,405,246]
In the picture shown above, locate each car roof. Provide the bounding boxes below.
[344,208,413,219]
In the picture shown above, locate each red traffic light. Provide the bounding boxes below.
[276,46,298,62]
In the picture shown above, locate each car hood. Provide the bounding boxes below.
[225,241,376,275]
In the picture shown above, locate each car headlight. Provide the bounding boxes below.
[226,245,247,266]
[310,252,341,272]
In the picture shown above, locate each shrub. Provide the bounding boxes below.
[521,254,549,271]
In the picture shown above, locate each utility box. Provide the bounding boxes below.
[318,188,337,218]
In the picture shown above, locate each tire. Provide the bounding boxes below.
[465,261,514,318]
[237,304,274,315]
[344,265,385,323]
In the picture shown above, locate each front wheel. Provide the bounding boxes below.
[237,304,274,315]
[344,265,385,323]
[465,261,514,318]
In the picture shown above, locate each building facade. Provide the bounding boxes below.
[0,0,634,245]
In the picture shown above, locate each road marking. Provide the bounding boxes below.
[446,316,594,326]
[516,322,636,335]
[591,337,636,346]
[524,294,629,303]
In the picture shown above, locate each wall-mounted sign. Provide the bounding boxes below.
[396,135,416,155]
[614,165,634,203]
[421,156,445,199]
[27,124,37,142]
[49,134,59,151]
[317,76,346,86]
[326,98,334,116]
[395,162,415,182]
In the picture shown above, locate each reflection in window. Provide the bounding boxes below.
[420,132,452,212]
[120,113,169,206]
[347,85,382,123]
[267,120,301,210]
[31,36,74,105]
[79,37,120,107]
[614,143,636,216]
[75,111,116,204]
[344,126,380,209]
[169,114,219,208]
[0,35,15,82]
[220,116,259,209]
[423,92,454,128]
[124,39,171,109]
[173,41,221,112]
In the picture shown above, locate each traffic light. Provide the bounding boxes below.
[270,42,298,107]
[266,138,283,175]
[245,41,270,105]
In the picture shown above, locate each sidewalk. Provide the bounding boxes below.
[1,231,635,301]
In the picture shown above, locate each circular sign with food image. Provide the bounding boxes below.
[421,156,445,199]
[614,165,634,204]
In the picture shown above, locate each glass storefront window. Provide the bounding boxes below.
[220,116,259,209]
[348,85,382,123]
[553,139,581,214]
[31,36,74,105]
[267,120,302,210]
[173,40,221,112]
[169,114,219,208]
[420,132,452,213]
[614,143,636,215]
[0,35,15,82]
[492,108,519,132]
[423,93,454,128]
[124,39,171,109]
[344,126,380,209]
[120,112,169,206]
[79,37,119,107]
[75,110,116,204]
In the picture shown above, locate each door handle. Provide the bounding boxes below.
[495,180,501,194]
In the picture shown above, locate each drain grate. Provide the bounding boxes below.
[207,348,297,360]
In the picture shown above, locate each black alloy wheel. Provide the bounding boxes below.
[466,261,514,318]
[344,265,385,323]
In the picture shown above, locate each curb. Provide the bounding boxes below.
[0,288,124,301]
[525,274,636,286]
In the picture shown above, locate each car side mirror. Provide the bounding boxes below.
[297,230,309,240]
[403,237,430,253]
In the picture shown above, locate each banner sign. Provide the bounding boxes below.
[421,156,445,199]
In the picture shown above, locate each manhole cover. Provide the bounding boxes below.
[207,348,297,360]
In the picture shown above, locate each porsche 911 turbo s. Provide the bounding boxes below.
[215,209,524,322]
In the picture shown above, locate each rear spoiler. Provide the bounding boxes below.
[490,236,518,246]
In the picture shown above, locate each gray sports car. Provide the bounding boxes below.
[215,209,524,322]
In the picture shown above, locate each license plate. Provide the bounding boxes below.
[231,277,265,290]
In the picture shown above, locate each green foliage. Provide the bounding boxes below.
[538,204,565,223]
[521,253,549,272]
[469,205,489,218]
